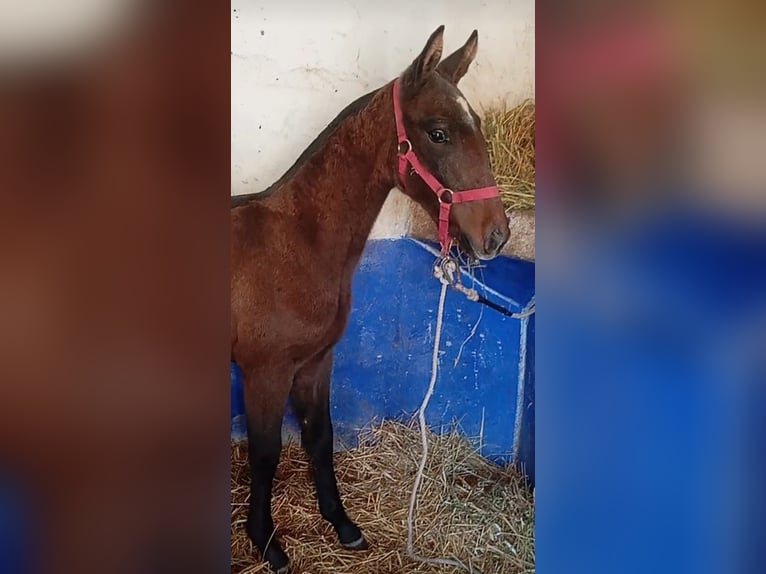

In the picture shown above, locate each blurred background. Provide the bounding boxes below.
[536,1,765,574]
[0,1,230,573]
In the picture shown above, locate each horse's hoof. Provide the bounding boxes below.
[341,535,369,551]
[269,560,290,574]
[263,545,290,574]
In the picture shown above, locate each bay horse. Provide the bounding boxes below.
[231,26,510,573]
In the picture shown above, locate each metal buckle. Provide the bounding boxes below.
[397,139,412,155]
[439,189,453,204]
[433,256,459,286]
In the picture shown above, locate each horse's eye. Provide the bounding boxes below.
[428,129,449,144]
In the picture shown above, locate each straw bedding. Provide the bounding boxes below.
[483,100,536,212]
[231,421,534,574]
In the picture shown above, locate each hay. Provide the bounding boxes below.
[483,100,536,212]
[231,421,535,574]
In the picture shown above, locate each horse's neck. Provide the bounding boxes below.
[281,88,397,271]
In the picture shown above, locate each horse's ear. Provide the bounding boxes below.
[436,30,478,85]
[402,25,445,88]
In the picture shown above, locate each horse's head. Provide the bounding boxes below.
[395,26,510,260]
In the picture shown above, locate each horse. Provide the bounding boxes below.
[230,25,510,573]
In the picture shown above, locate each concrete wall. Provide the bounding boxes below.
[231,0,535,241]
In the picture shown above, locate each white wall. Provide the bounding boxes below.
[231,0,534,237]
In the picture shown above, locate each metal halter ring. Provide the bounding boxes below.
[439,189,454,204]
[397,139,412,155]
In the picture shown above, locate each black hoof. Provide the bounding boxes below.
[263,544,290,574]
[335,519,367,551]
[341,535,369,551]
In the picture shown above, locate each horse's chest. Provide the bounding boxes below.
[313,288,352,348]
[274,277,350,353]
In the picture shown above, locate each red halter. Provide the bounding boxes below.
[392,77,500,254]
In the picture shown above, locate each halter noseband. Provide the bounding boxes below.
[392,77,500,255]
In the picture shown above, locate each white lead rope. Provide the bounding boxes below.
[405,258,533,573]
[433,255,536,320]
[405,281,484,574]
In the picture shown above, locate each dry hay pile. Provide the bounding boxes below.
[483,100,536,212]
[232,421,534,574]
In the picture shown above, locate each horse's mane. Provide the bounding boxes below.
[231,87,380,209]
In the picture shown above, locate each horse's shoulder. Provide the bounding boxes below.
[229,195,297,255]
[231,202,270,246]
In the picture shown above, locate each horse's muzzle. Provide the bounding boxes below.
[478,225,510,259]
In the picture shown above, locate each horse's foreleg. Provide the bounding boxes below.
[291,351,368,551]
[242,366,291,573]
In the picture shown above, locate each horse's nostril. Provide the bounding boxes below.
[484,227,508,255]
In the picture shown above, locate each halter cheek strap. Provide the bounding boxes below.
[392,77,500,254]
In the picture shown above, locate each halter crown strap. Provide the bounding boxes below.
[392,77,500,254]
